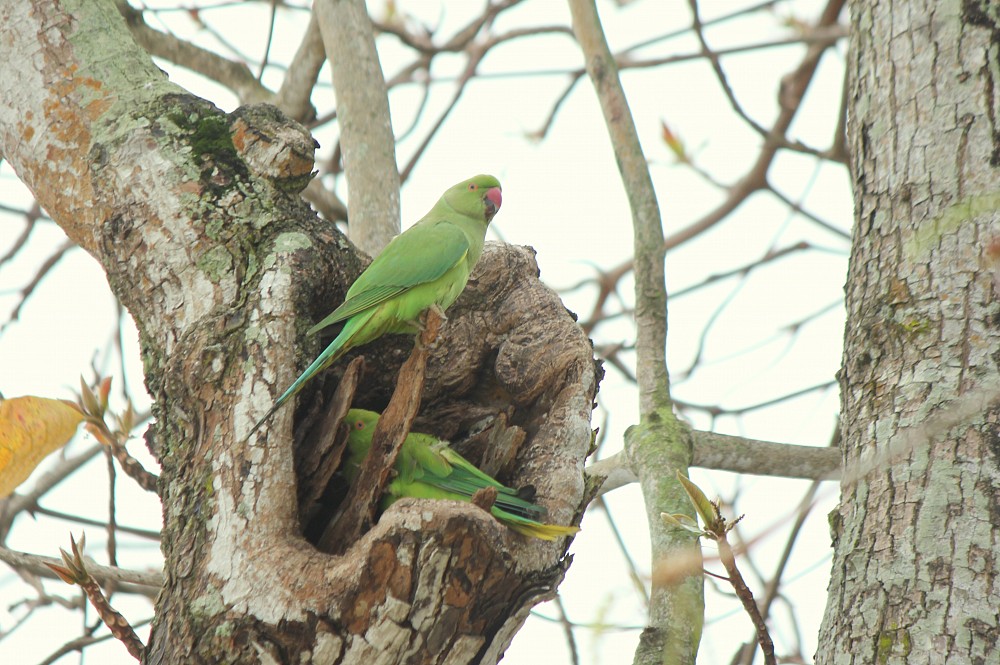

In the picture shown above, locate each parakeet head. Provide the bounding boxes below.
[345,409,379,441]
[343,408,380,464]
[443,174,502,223]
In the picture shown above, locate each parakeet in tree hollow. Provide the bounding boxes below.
[343,409,579,541]
[247,175,502,439]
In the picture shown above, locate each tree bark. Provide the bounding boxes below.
[818,2,1000,662]
[0,2,596,663]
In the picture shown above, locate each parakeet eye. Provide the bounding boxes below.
[354,420,365,430]
[468,183,478,191]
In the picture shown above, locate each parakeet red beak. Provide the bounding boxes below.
[484,187,502,221]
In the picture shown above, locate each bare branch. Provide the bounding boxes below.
[274,12,324,122]
[315,0,400,254]
[117,1,272,104]
[0,544,162,590]
[0,444,104,540]
[1,240,75,333]
[588,432,841,496]
[569,0,669,414]
[569,2,703,663]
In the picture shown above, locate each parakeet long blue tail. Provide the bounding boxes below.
[244,311,374,441]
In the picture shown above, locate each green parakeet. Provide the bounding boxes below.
[247,175,502,439]
[343,409,579,541]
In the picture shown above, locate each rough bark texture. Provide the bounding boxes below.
[818,2,1000,663]
[0,2,597,663]
[161,243,595,665]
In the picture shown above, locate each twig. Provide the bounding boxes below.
[574,0,847,340]
[0,204,40,268]
[36,617,152,665]
[105,447,119,589]
[529,609,644,632]
[736,474,826,665]
[76,379,159,493]
[45,534,145,660]
[552,594,581,665]
[398,47,484,183]
[28,504,160,540]
[674,380,838,416]
[716,531,775,665]
[0,444,104,540]
[687,0,769,138]
[257,0,279,82]
[528,72,584,141]
[665,476,775,665]
[105,438,158,494]
[594,496,649,604]
[1,239,75,333]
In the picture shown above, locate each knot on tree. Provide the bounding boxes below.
[229,103,317,192]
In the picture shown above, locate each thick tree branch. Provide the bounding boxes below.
[315,0,400,254]
[588,434,841,496]
[569,2,701,664]
[116,1,272,105]
[275,12,325,122]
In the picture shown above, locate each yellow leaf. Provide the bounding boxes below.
[0,396,83,497]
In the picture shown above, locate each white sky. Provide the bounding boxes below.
[0,1,851,663]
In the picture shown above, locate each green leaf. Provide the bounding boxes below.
[661,512,706,536]
[676,470,717,528]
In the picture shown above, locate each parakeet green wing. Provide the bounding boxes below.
[307,220,472,336]
[341,409,578,540]
[433,447,544,519]
[244,176,500,443]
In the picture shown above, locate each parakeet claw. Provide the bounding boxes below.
[410,304,449,336]
[429,303,448,321]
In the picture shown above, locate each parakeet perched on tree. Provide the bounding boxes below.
[343,409,579,541]
[247,175,502,439]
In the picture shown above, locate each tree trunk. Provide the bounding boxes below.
[0,2,597,663]
[818,1,1000,662]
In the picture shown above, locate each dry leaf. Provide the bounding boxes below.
[0,396,83,497]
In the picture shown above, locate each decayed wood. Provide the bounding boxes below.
[296,356,363,539]
[167,244,596,665]
[316,309,442,554]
